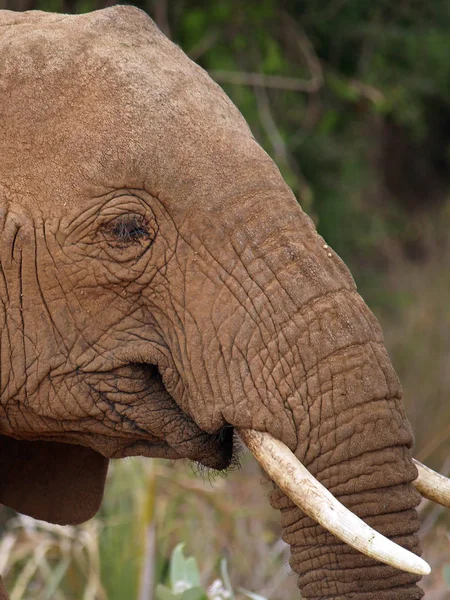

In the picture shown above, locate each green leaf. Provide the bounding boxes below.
[180,586,207,600]
[170,543,187,588]
[327,72,359,102]
[184,556,201,586]
[156,584,179,600]
[263,38,283,74]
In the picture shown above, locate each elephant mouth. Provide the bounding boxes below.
[110,424,236,472]
[84,362,237,471]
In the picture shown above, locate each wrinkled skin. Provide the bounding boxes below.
[0,7,424,600]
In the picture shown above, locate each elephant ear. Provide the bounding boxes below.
[0,435,108,525]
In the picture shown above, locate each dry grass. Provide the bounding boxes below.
[372,203,450,456]
[0,455,297,600]
[374,203,450,599]
[2,445,450,600]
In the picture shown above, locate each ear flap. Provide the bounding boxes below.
[0,435,108,525]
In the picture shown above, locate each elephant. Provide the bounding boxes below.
[0,6,448,600]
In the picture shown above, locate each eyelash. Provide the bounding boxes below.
[108,215,150,244]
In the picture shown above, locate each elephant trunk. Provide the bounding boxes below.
[179,175,428,597]
[225,190,425,598]
[240,430,428,577]
[251,329,424,599]
[229,299,426,598]
[268,430,423,599]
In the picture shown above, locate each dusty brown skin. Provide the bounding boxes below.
[0,7,423,599]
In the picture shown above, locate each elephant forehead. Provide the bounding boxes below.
[0,6,183,81]
[0,6,260,213]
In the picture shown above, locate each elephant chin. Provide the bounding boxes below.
[110,427,236,472]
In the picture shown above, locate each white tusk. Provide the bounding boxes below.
[239,429,430,577]
[413,459,450,508]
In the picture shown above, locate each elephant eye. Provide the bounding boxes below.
[100,213,157,262]
[109,215,150,245]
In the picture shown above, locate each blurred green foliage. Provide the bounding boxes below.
[156,543,268,600]
[163,2,448,296]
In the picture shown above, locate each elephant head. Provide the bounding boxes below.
[0,7,447,600]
